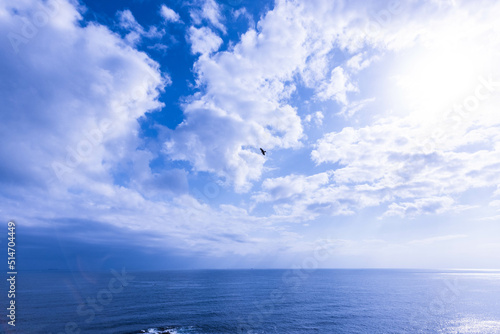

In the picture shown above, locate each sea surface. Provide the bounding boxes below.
[3,269,500,333]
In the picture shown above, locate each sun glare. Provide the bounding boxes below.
[390,40,492,122]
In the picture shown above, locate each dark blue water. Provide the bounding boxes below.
[2,269,500,333]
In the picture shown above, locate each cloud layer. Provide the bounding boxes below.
[2,0,500,268]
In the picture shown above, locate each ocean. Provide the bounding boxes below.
[3,269,500,333]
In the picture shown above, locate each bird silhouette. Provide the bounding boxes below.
[260,148,266,156]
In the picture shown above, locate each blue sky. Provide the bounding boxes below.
[1,0,500,271]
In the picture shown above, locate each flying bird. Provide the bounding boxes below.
[260,148,266,156]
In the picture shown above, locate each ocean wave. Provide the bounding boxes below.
[136,327,179,334]
[134,325,200,334]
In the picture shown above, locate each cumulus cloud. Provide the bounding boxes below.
[253,173,331,203]
[346,52,376,72]
[338,98,376,118]
[190,0,226,33]
[166,0,485,193]
[316,66,358,104]
[307,104,500,218]
[304,111,324,127]
[3,0,500,268]
[187,26,223,55]
[0,0,306,259]
[382,196,457,218]
[228,0,500,220]
[160,4,181,23]
[0,0,241,256]
[309,62,500,215]
[117,9,164,45]
[0,0,167,191]
[167,0,334,192]
[233,7,254,27]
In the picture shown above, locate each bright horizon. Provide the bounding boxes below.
[1,0,500,271]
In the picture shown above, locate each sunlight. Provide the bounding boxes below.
[390,40,492,122]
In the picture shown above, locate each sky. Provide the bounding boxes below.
[1,0,500,271]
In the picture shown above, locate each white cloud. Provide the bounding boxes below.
[346,52,376,72]
[316,66,358,104]
[303,0,500,218]
[383,196,456,218]
[338,98,376,118]
[160,4,181,23]
[408,234,468,245]
[167,1,329,192]
[0,0,246,255]
[489,200,500,208]
[477,215,500,222]
[0,0,167,192]
[117,9,141,31]
[3,0,500,267]
[233,7,254,27]
[190,0,226,34]
[187,26,223,55]
[117,9,165,45]
[166,0,500,196]
[253,173,330,203]
[251,171,378,221]
[0,0,306,258]
[165,0,410,192]
[304,111,324,127]
[164,0,500,220]
[309,107,500,218]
